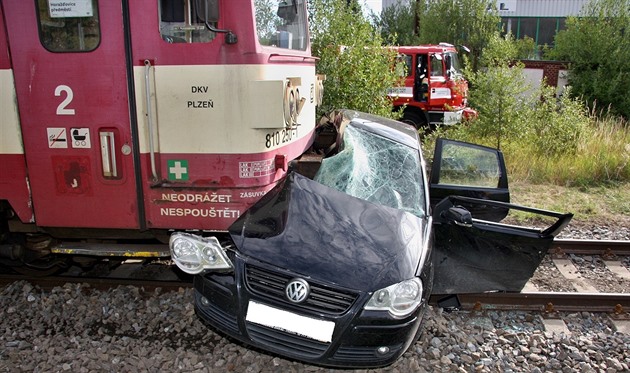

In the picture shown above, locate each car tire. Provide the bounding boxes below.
[401,110,427,131]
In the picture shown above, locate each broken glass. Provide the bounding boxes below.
[314,124,425,218]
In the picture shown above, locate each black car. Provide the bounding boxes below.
[169,110,572,368]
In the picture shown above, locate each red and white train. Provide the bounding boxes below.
[0,0,322,268]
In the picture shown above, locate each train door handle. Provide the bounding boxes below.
[99,131,118,178]
[144,59,158,181]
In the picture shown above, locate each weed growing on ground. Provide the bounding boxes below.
[423,96,629,187]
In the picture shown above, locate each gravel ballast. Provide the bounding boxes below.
[0,225,628,372]
[1,282,628,373]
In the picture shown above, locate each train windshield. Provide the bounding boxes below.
[254,0,308,51]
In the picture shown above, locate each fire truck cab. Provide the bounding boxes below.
[0,0,321,270]
[388,43,477,130]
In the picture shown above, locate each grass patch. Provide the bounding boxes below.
[505,117,630,186]
[422,110,629,227]
[424,109,629,187]
[509,181,630,224]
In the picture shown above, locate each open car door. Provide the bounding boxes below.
[429,139,573,294]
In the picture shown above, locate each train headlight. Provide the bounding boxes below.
[284,82,297,127]
[284,77,305,127]
[364,278,423,318]
[169,233,233,274]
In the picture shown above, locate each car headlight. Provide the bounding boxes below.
[364,278,423,317]
[169,233,233,274]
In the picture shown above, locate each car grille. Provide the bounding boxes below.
[246,322,329,358]
[245,265,358,315]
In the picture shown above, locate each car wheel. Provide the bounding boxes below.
[401,110,428,131]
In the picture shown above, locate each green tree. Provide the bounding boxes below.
[549,0,630,119]
[526,85,590,157]
[417,0,500,71]
[372,1,421,45]
[309,0,399,117]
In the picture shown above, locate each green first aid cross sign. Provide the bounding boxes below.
[168,160,189,181]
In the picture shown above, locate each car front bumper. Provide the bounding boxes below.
[192,257,427,368]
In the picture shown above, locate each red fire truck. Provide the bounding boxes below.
[388,43,477,130]
[0,0,322,269]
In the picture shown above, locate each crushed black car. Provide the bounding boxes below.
[169,110,572,368]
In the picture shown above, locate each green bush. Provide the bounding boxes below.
[523,85,590,157]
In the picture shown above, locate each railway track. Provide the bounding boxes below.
[0,272,192,293]
[1,239,629,317]
[425,238,630,335]
[0,238,626,372]
[427,239,630,309]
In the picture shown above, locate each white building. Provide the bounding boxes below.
[498,0,589,48]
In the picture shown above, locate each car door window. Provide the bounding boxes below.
[439,142,502,188]
[429,138,510,221]
[430,53,443,77]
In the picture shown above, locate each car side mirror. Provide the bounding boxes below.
[442,206,473,227]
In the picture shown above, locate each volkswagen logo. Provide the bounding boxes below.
[285,278,310,303]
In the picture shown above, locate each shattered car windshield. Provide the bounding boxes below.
[314,124,426,218]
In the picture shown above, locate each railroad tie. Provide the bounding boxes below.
[610,319,630,334]
[551,258,599,293]
[603,260,630,281]
[521,281,538,292]
[541,318,571,336]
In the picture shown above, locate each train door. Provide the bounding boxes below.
[127,0,244,231]
[0,4,33,224]
[4,1,140,229]
[127,0,316,231]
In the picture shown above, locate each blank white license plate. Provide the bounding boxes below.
[246,301,335,343]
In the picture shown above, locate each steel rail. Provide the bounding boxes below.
[430,291,630,314]
[552,239,630,256]
[0,274,193,293]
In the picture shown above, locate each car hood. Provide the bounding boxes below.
[229,173,429,291]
